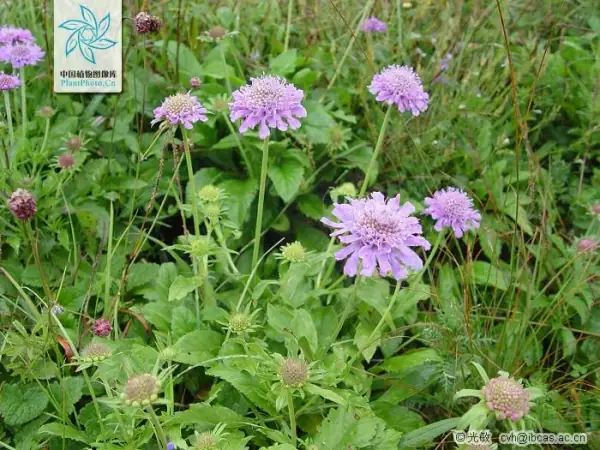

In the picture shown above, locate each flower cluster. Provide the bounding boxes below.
[0,26,44,68]
[152,92,208,129]
[482,375,531,421]
[0,72,20,91]
[229,75,307,139]
[369,65,429,116]
[361,16,387,33]
[423,187,481,238]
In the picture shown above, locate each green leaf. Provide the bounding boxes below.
[268,154,305,202]
[379,348,442,373]
[269,49,297,75]
[0,384,49,426]
[172,329,223,365]
[290,309,318,353]
[168,275,202,302]
[356,278,390,315]
[173,404,244,427]
[48,377,84,415]
[38,423,90,444]
[221,178,257,227]
[127,263,160,290]
[472,261,509,291]
[304,384,346,405]
[399,418,459,447]
[297,193,326,220]
[354,321,380,362]
[208,366,275,414]
[163,40,203,80]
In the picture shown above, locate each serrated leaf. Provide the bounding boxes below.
[172,329,223,364]
[297,193,326,220]
[39,422,90,443]
[290,309,318,353]
[48,377,84,415]
[168,275,202,302]
[472,261,509,291]
[268,154,305,202]
[0,384,49,426]
[399,417,459,447]
[173,404,244,427]
[269,49,297,75]
[378,348,442,373]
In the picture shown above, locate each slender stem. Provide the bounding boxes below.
[315,236,336,289]
[20,68,27,145]
[219,43,232,96]
[222,112,254,178]
[24,222,54,303]
[147,406,167,450]
[322,0,374,97]
[359,105,393,196]
[214,223,239,274]
[283,0,294,52]
[3,91,14,149]
[252,138,270,269]
[287,390,297,446]
[39,117,50,155]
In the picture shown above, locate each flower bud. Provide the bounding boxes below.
[208,26,227,40]
[280,241,306,263]
[190,77,201,88]
[8,189,36,221]
[65,136,83,151]
[577,238,597,253]
[81,342,112,362]
[482,375,530,421]
[92,318,112,337]
[122,374,160,406]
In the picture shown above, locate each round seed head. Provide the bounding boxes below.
[123,374,160,405]
[228,313,252,333]
[198,184,223,203]
[279,358,309,388]
[66,136,83,151]
[577,238,597,253]
[39,106,55,117]
[208,26,227,40]
[280,241,306,263]
[8,189,36,221]
[58,153,75,169]
[194,432,216,449]
[81,342,112,361]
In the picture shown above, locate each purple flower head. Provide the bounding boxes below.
[152,92,208,129]
[8,189,36,221]
[167,443,175,450]
[229,74,306,140]
[361,17,387,33]
[321,192,431,280]
[0,43,45,68]
[0,72,21,91]
[369,65,429,116]
[93,318,112,337]
[423,187,481,238]
[577,238,597,253]
[482,375,530,421]
[0,26,35,46]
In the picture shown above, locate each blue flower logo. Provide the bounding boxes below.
[59,5,117,64]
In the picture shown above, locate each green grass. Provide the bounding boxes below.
[0,1,599,449]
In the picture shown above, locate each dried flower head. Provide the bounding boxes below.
[8,189,36,221]
[208,26,227,40]
[0,43,45,68]
[229,75,306,140]
[369,65,429,116]
[423,187,481,238]
[38,106,55,117]
[122,374,161,406]
[280,241,307,263]
[482,375,530,421]
[134,12,162,34]
[92,318,112,337]
[152,92,208,129]
[198,184,224,203]
[0,26,35,45]
[279,358,309,388]
[190,76,201,88]
[65,136,83,151]
[321,192,431,280]
[361,16,387,33]
[0,72,21,91]
[577,238,597,253]
[81,342,112,362]
[58,153,75,169]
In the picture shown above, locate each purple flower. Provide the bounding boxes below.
[93,319,112,337]
[0,26,35,46]
[321,192,431,280]
[369,65,429,116]
[229,75,306,140]
[423,187,481,238]
[167,443,175,450]
[361,17,387,33]
[152,92,208,129]
[482,375,530,421]
[8,189,36,221]
[0,43,45,68]
[577,238,597,253]
[0,72,21,90]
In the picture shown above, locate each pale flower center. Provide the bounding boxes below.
[384,68,418,95]
[163,94,195,115]
[356,204,405,244]
[440,194,471,220]
[247,77,286,108]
